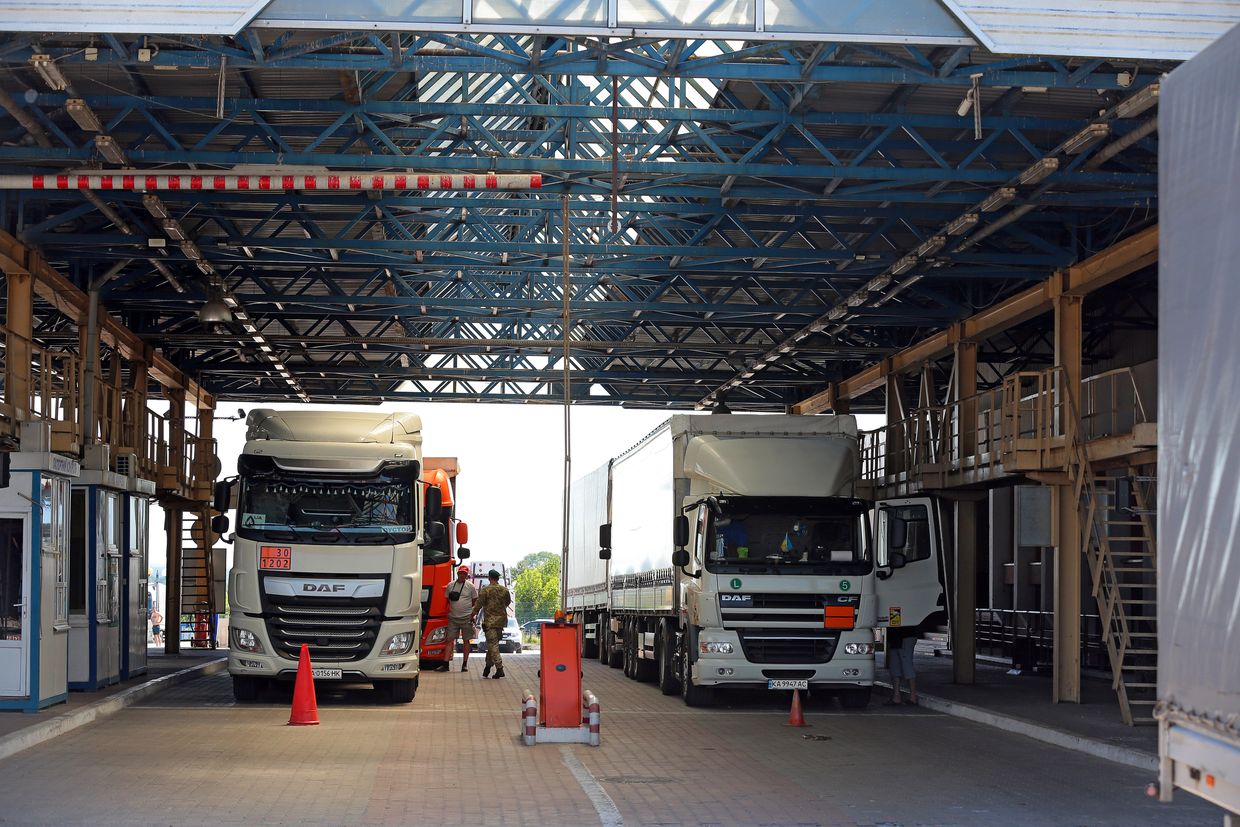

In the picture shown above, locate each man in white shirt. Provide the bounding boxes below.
[445,565,479,672]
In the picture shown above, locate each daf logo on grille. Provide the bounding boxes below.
[303,583,347,593]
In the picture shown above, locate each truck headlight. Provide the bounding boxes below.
[844,642,874,655]
[231,628,263,654]
[700,641,734,655]
[425,627,447,644]
[382,632,415,656]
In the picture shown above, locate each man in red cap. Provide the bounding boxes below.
[445,564,479,672]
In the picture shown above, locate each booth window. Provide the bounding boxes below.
[69,490,87,614]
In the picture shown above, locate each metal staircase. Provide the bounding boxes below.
[176,506,218,649]
[1068,404,1158,725]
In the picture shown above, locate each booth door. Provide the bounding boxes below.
[0,516,29,697]
[127,498,149,673]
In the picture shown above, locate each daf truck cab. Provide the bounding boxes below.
[216,409,444,703]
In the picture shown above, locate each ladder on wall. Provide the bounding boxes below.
[1068,420,1158,725]
[177,506,218,649]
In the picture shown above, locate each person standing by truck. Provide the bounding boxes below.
[473,569,511,679]
[445,565,479,672]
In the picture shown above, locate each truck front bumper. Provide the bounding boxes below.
[692,628,876,688]
[227,617,421,681]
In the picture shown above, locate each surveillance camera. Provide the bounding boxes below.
[237,408,246,420]
[957,95,974,118]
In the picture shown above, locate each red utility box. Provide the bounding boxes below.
[539,622,582,727]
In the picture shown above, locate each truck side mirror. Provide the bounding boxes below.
[672,548,690,567]
[673,515,689,547]
[425,520,446,551]
[211,514,230,538]
[889,550,908,569]
[457,546,470,561]
[889,515,908,550]
[599,548,611,560]
[213,480,231,513]
[599,523,612,549]
[456,521,469,545]
[425,485,443,522]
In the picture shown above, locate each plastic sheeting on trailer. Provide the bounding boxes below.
[0,0,272,34]
[942,1,1240,60]
[1158,19,1240,723]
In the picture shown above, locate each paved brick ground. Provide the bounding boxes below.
[0,651,1224,826]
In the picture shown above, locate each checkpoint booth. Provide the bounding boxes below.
[0,423,78,712]
[68,446,154,689]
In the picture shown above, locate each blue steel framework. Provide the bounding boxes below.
[0,31,1164,410]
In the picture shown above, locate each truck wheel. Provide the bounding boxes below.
[623,625,637,679]
[657,623,679,695]
[598,614,611,665]
[582,613,598,659]
[381,678,418,704]
[634,626,657,683]
[606,622,623,669]
[232,675,260,703]
[840,687,871,710]
[679,636,714,708]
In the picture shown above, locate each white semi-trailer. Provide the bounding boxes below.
[1157,21,1240,820]
[216,409,444,703]
[568,414,945,707]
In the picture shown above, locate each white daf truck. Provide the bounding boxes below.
[569,414,945,707]
[215,409,446,703]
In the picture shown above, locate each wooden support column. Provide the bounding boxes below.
[165,508,181,655]
[885,373,906,475]
[167,388,186,492]
[955,340,978,461]
[5,262,33,420]
[953,497,979,685]
[1053,290,1083,704]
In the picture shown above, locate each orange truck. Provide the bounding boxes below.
[419,458,470,671]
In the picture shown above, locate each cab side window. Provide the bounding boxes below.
[879,504,932,566]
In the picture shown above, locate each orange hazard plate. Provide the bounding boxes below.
[259,546,292,570]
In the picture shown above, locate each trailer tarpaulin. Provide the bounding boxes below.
[1158,20,1240,723]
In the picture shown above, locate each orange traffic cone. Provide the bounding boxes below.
[288,644,320,726]
[785,688,809,727]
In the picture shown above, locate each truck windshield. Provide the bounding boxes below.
[703,496,870,576]
[237,456,417,545]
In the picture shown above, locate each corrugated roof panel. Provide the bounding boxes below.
[941,1,1240,60]
[0,0,271,34]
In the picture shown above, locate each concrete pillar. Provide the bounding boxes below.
[1053,290,1083,703]
[953,498,979,685]
[5,262,33,419]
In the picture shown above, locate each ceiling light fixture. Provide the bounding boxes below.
[1017,157,1058,186]
[979,187,1016,212]
[1063,123,1110,155]
[65,99,102,131]
[29,54,68,91]
[1114,83,1159,119]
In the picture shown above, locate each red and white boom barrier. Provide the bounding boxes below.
[0,172,542,191]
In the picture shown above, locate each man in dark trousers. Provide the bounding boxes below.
[473,569,512,679]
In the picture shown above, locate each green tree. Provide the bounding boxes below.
[511,551,558,582]
[513,555,560,624]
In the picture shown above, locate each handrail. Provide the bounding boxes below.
[861,365,1153,485]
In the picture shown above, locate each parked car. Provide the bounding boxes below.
[456,615,523,653]
[521,618,555,636]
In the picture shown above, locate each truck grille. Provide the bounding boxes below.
[720,593,849,626]
[737,630,839,664]
[265,599,384,663]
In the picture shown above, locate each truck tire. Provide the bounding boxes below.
[679,635,714,708]
[582,613,598,659]
[634,624,657,683]
[232,675,260,703]
[606,622,623,669]
[840,687,871,710]
[623,624,637,679]
[381,678,418,704]
[657,622,679,695]
[598,613,611,665]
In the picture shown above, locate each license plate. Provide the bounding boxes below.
[768,679,808,690]
[312,668,342,680]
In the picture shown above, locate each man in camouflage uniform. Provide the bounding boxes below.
[473,569,512,679]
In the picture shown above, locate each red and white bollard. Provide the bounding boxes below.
[584,691,601,747]
[521,693,537,746]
